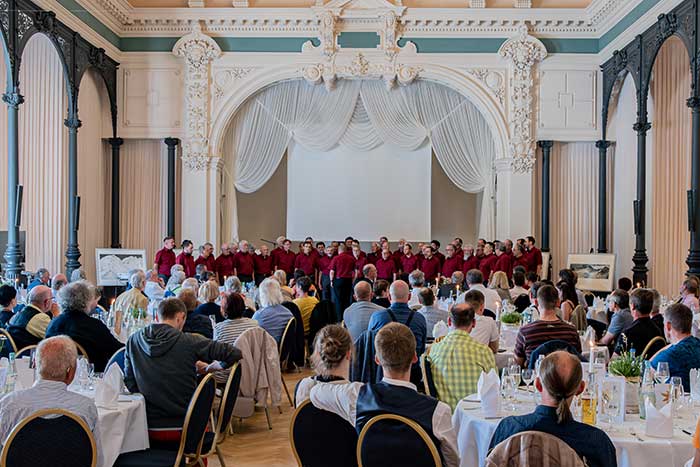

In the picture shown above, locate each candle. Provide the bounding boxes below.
[589,347,594,372]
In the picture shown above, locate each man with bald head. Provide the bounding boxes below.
[343,281,384,341]
[7,285,57,351]
[489,351,616,467]
[215,243,235,285]
[51,273,68,300]
[368,280,426,384]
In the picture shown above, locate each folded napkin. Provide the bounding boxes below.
[15,357,34,390]
[581,327,595,352]
[95,363,123,409]
[0,357,8,391]
[644,399,673,438]
[433,321,449,340]
[478,369,501,417]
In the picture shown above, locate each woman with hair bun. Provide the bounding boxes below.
[295,324,353,406]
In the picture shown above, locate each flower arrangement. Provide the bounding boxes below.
[608,351,644,379]
[500,311,522,325]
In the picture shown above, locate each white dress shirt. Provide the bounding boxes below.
[309,377,460,467]
[509,286,529,300]
[457,284,502,314]
[470,314,500,347]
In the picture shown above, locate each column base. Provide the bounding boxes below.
[632,249,648,286]
[686,249,700,277]
[3,243,24,280]
[65,243,82,278]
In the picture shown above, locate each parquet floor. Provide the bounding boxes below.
[207,368,313,467]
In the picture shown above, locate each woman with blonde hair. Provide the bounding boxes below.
[295,324,353,406]
[489,271,511,303]
[194,280,223,323]
[273,269,294,301]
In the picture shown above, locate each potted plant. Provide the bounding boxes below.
[608,351,643,413]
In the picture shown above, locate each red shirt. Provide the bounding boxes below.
[512,255,528,271]
[526,247,543,273]
[375,257,397,281]
[275,250,297,275]
[367,252,379,265]
[318,255,333,276]
[176,252,196,277]
[400,254,420,274]
[479,254,498,281]
[194,254,216,273]
[154,248,176,276]
[234,251,255,276]
[215,254,235,278]
[494,253,513,279]
[442,255,463,278]
[294,253,318,276]
[420,256,441,283]
[253,254,274,276]
[354,255,368,277]
[330,252,356,279]
[434,251,445,266]
[462,255,480,274]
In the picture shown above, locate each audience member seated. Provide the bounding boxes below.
[489,271,511,303]
[618,277,633,292]
[165,270,186,296]
[114,271,149,314]
[650,303,700,390]
[252,278,294,342]
[649,288,664,331]
[681,278,700,313]
[438,271,464,300]
[274,270,295,301]
[0,285,16,328]
[125,298,241,440]
[7,285,56,350]
[27,268,50,291]
[181,277,200,292]
[459,269,501,314]
[213,292,258,346]
[372,280,391,308]
[556,281,579,323]
[310,323,459,466]
[70,268,87,283]
[224,275,256,313]
[597,289,633,349]
[417,287,447,340]
[0,336,102,460]
[343,281,384,342]
[509,271,528,301]
[368,280,427,384]
[51,273,68,299]
[293,276,319,336]
[488,351,616,467]
[355,263,377,288]
[177,288,213,339]
[614,288,664,357]
[296,324,352,406]
[462,290,499,353]
[194,280,223,323]
[143,269,166,302]
[428,303,496,409]
[513,285,581,368]
[407,270,425,310]
[46,281,123,372]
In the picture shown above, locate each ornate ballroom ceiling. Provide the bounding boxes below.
[127,0,593,7]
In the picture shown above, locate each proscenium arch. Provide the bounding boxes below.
[209,62,510,163]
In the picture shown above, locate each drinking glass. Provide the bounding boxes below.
[87,363,96,391]
[601,382,619,432]
[656,362,670,384]
[77,358,89,391]
[690,369,700,404]
[670,376,685,414]
[507,375,519,410]
[510,365,521,384]
[521,369,534,401]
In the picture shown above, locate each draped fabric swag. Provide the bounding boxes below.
[547,142,614,276]
[650,36,692,297]
[222,79,497,241]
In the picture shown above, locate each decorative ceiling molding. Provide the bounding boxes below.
[74,0,659,39]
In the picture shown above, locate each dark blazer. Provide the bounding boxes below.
[45,309,123,372]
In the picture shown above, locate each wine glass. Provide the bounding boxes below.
[77,358,89,391]
[656,362,670,384]
[87,363,96,391]
[670,376,685,414]
[521,368,534,400]
[602,382,619,432]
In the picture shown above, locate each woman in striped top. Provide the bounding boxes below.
[213,292,259,383]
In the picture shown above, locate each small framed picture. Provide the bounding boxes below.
[600,376,626,424]
[567,253,616,292]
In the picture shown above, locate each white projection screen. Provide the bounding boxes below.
[287,141,431,241]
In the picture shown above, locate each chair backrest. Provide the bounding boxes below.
[420,354,438,398]
[178,373,217,462]
[215,362,242,441]
[483,309,496,319]
[641,335,666,360]
[485,430,585,467]
[15,344,38,359]
[0,328,18,355]
[105,347,126,372]
[528,340,580,370]
[357,414,441,467]
[279,317,296,362]
[569,305,588,332]
[290,399,358,467]
[71,339,90,362]
[0,408,97,467]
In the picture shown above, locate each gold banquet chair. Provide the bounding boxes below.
[357,414,441,467]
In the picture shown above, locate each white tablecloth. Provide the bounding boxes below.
[452,394,697,467]
[96,393,149,467]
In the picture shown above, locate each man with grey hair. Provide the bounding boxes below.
[224,276,256,312]
[354,263,377,288]
[407,269,425,310]
[7,285,57,350]
[144,269,166,302]
[28,267,50,291]
[114,270,149,317]
[458,269,501,315]
[70,268,87,283]
[368,280,427,385]
[0,336,102,459]
[46,281,123,372]
[251,278,293,342]
[439,271,465,299]
[343,281,384,341]
[598,289,632,347]
[51,273,68,300]
[649,288,664,331]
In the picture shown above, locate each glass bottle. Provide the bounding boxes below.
[5,352,17,393]
[581,372,598,426]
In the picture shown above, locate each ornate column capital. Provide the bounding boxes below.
[108,137,124,147]
[164,137,181,148]
[64,115,82,130]
[2,92,24,109]
[595,139,611,150]
[537,140,553,150]
[687,96,700,110]
[173,23,221,172]
[499,25,547,174]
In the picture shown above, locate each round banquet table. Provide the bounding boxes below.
[452,392,697,467]
[94,393,150,467]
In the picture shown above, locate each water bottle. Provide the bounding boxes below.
[5,353,17,393]
[522,307,532,324]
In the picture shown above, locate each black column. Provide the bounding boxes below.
[596,140,611,253]
[2,90,24,280]
[538,141,553,252]
[64,113,82,278]
[686,97,700,276]
[632,118,651,286]
[108,138,124,248]
[164,138,180,238]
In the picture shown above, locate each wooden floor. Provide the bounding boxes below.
[207,368,313,467]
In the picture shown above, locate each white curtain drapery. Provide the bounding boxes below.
[222,79,497,241]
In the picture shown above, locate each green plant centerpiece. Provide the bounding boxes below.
[608,351,643,414]
[500,311,522,325]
